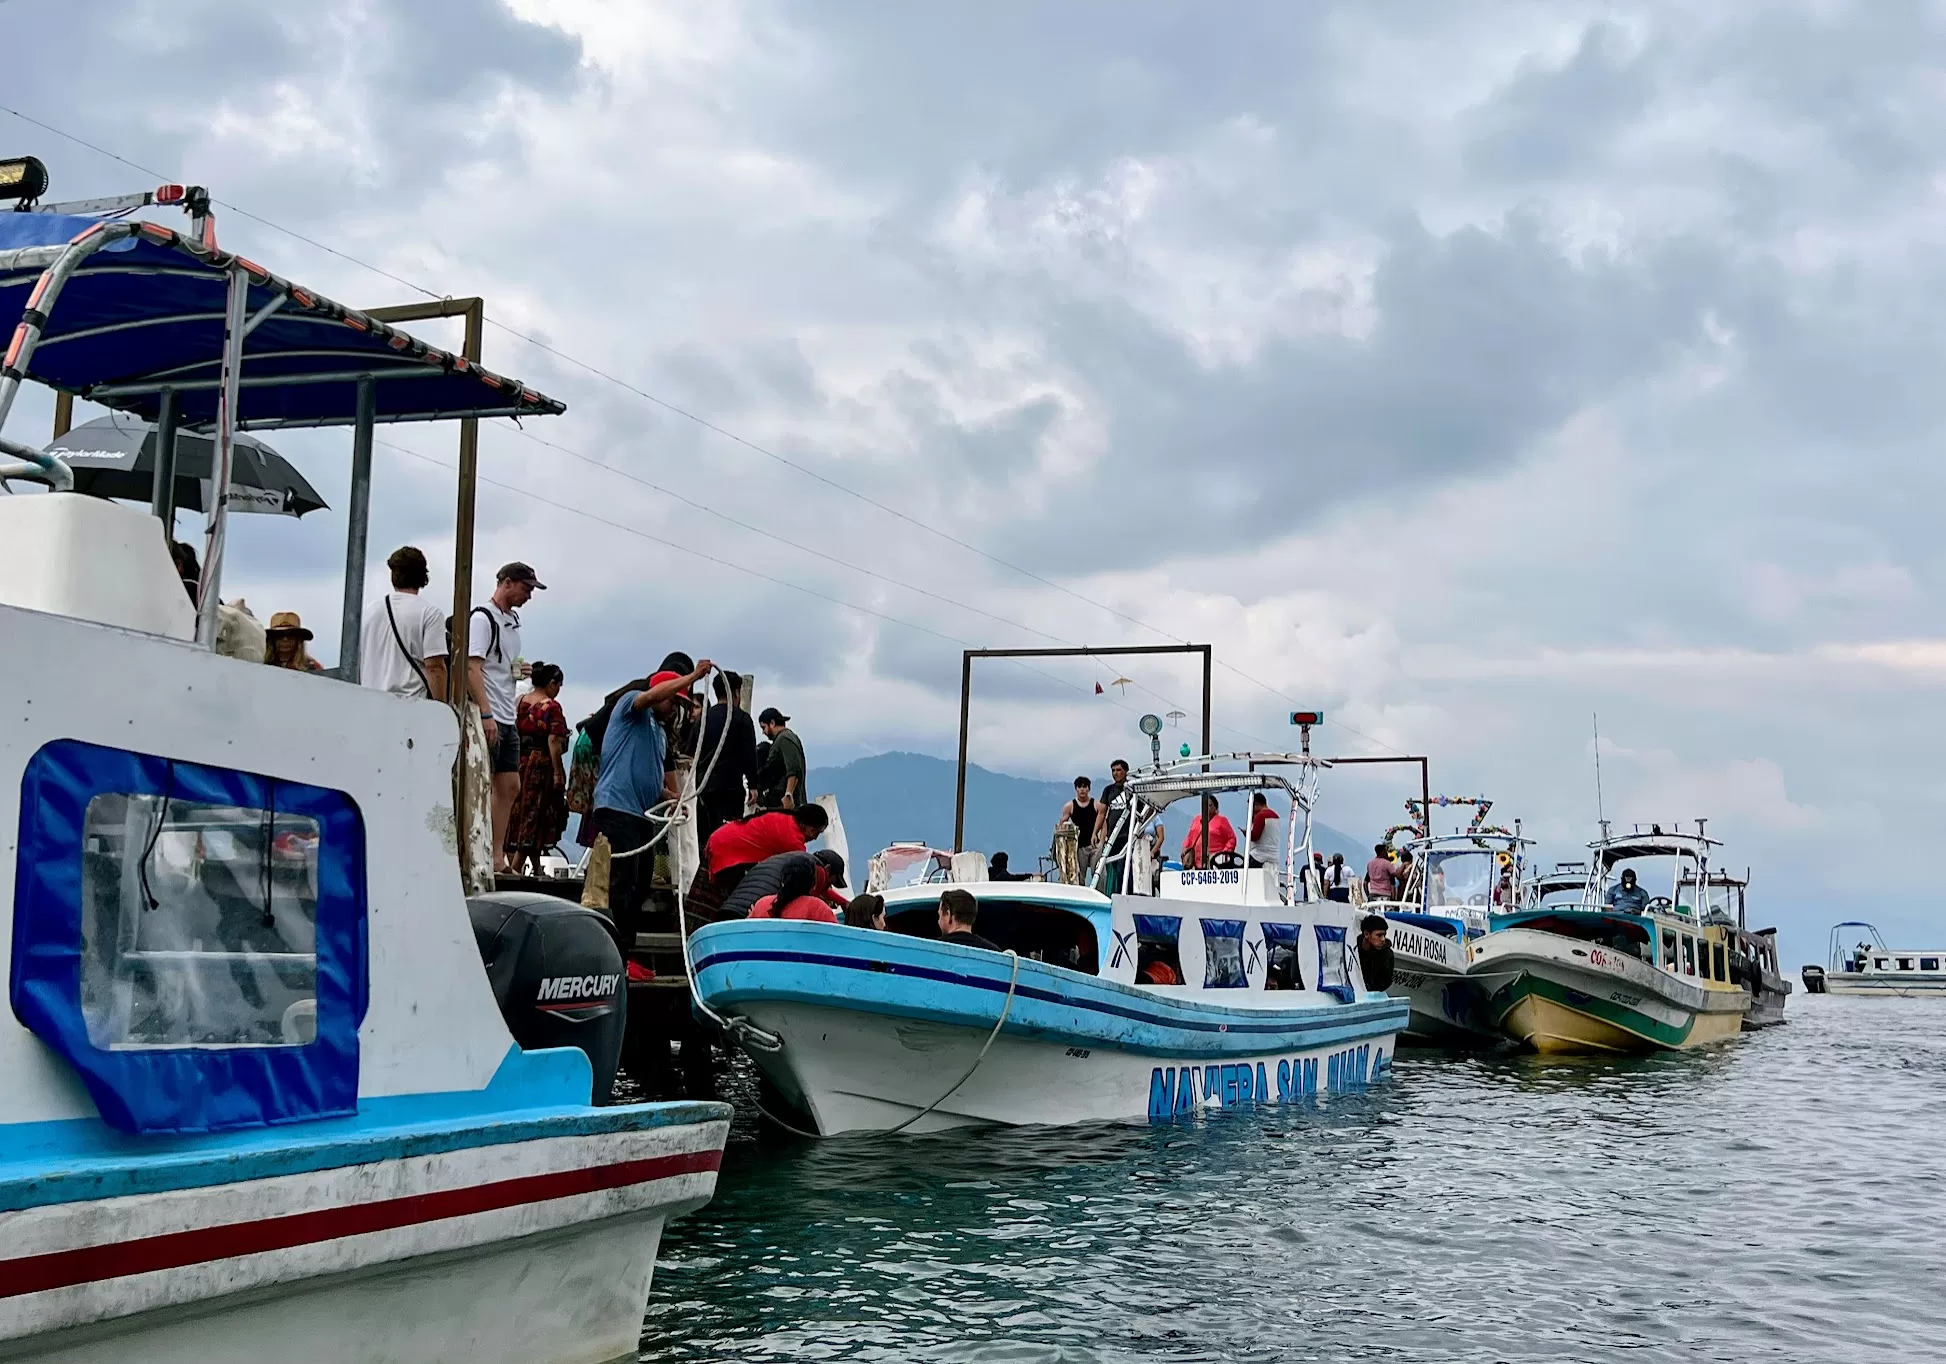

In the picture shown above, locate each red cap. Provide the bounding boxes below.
[648,670,684,688]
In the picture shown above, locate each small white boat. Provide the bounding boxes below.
[0,202,726,1363]
[1812,923,1946,996]
[692,755,1406,1134]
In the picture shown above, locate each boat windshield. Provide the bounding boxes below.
[872,845,953,890]
[1424,850,1498,909]
[1606,854,1704,912]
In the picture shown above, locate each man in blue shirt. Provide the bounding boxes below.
[1605,868,1650,914]
[594,658,711,950]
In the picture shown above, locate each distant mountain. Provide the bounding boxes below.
[808,751,1365,874]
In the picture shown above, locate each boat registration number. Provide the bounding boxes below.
[1178,869,1241,886]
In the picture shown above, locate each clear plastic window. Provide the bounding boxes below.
[81,793,320,1049]
[1660,930,1678,970]
[1262,922,1303,990]
[1681,937,1696,976]
[1318,926,1352,999]
[1133,914,1184,987]
[1201,919,1247,988]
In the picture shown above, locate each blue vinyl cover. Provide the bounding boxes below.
[0,214,562,428]
[11,739,368,1134]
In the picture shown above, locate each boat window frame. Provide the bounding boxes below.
[1659,928,1678,971]
[1924,957,1940,972]
[1712,942,1727,982]
[10,738,368,1134]
[1681,936,1697,977]
[1199,918,1249,989]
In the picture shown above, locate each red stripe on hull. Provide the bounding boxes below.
[0,1147,722,1299]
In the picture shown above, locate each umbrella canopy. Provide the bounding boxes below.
[47,413,328,517]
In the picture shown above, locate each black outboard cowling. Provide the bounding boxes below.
[468,891,625,1104]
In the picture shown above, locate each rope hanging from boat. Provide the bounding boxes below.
[748,948,1022,1140]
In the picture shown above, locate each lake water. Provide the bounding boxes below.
[646,997,1944,1361]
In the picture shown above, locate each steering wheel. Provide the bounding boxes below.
[1209,851,1246,870]
[1467,894,1488,906]
[1646,896,1673,912]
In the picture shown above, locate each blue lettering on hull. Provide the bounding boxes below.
[1147,1042,1386,1119]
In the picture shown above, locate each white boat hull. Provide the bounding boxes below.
[1,1119,726,1364]
[1821,975,1946,997]
[740,999,1394,1134]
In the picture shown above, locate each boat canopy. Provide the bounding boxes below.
[1124,764,1312,813]
[0,214,563,430]
[1592,832,1718,868]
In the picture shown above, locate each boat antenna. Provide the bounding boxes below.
[1592,712,1609,839]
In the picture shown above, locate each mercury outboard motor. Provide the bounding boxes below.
[468,891,625,1104]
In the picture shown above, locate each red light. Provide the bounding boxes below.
[154,183,186,205]
[1289,711,1325,727]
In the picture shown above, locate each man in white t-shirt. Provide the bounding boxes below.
[358,545,449,700]
[470,561,541,872]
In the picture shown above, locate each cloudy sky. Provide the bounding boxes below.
[5,0,1940,960]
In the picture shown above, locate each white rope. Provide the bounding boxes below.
[749,948,1022,1139]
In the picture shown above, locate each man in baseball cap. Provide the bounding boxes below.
[472,562,544,869]
[755,706,805,810]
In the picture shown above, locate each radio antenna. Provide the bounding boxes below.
[1592,712,1609,838]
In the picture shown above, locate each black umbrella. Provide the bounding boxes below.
[48,413,328,517]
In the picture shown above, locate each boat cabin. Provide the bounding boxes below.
[879,881,1109,975]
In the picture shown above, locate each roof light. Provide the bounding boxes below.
[1289,710,1325,727]
[153,183,187,205]
[0,156,49,204]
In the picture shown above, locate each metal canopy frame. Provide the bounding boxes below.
[0,211,562,713]
[952,644,1213,852]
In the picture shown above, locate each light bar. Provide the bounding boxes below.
[0,156,49,204]
[1289,710,1325,726]
[153,183,187,204]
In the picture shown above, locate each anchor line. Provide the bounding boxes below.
[745,948,1022,1141]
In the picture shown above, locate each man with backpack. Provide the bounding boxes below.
[359,545,448,700]
[469,562,542,873]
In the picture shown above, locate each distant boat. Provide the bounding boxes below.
[1813,922,1946,996]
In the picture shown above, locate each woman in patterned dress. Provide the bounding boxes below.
[505,662,571,876]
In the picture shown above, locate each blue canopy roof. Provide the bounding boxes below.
[0,213,564,430]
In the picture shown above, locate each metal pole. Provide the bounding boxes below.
[1420,757,1431,840]
[51,392,72,440]
[1199,645,1212,769]
[954,650,973,852]
[195,267,249,647]
[149,387,179,525]
[338,376,376,683]
[450,302,485,847]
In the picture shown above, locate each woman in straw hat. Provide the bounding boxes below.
[263,612,323,673]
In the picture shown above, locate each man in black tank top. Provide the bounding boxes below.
[1058,776,1103,884]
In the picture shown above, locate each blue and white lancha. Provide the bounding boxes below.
[690,754,1406,1135]
[1369,804,1528,1043]
[0,197,726,1363]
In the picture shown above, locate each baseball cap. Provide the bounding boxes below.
[496,561,545,590]
[648,670,685,688]
[813,848,847,889]
[758,706,790,725]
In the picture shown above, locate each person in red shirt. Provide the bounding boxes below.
[749,852,844,922]
[1180,795,1238,869]
[689,805,830,922]
[706,806,828,880]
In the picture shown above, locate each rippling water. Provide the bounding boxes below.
[645,997,1944,1361]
